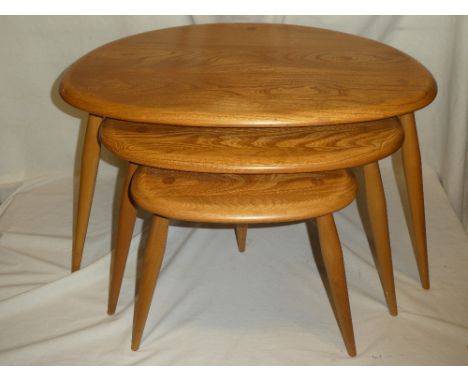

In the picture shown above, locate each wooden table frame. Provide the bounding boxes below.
[71,111,429,292]
[124,166,359,354]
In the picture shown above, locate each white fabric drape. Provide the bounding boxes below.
[1,164,467,365]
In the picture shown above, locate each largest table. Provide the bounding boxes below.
[59,23,436,288]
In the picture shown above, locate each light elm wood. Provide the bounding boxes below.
[99,117,402,310]
[60,22,436,355]
[127,166,358,354]
[105,167,250,314]
[100,118,403,174]
[99,117,402,309]
[71,114,102,272]
[131,167,357,224]
[399,112,429,289]
[60,23,436,128]
[317,214,356,357]
[132,215,169,351]
[235,224,248,252]
[108,163,138,315]
[362,162,397,315]
[65,24,435,290]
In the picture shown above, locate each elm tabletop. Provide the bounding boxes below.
[59,23,436,290]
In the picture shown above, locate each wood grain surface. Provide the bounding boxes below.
[131,215,169,351]
[100,117,403,173]
[317,214,356,356]
[71,115,102,272]
[107,163,138,315]
[130,167,357,224]
[399,112,429,289]
[235,224,248,252]
[362,162,397,315]
[60,23,436,127]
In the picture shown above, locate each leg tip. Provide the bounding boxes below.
[131,340,140,351]
[107,298,118,315]
[71,265,80,273]
[388,301,398,316]
[419,272,430,289]
[346,347,357,357]
[344,338,357,357]
[236,240,246,252]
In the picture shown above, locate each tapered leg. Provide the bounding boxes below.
[399,113,429,289]
[132,215,169,351]
[317,214,356,357]
[108,163,138,315]
[363,162,398,316]
[235,224,248,252]
[72,115,103,272]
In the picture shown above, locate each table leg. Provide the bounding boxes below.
[235,224,248,252]
[108,163,138,315]
[71,114,102,272]
[132,215,169,351]
[399,113,429,289]
[363,162,397,315]
[317,214,356,357]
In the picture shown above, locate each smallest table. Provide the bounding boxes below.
[123,165,359,355]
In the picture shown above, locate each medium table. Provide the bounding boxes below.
[59,23,436,288]
[100,117,403,321]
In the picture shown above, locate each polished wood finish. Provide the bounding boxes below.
[61,23,435,356]
[100,117,403,174]
[60,23,436,128]
[106,165,249,314]
[399,113,429,289]
[66,25,435,297]
[108,163,138,315]
[363,162,397,315]
[71,114,102,272]
[127,166,358,353]
[235,224,248,252]
[101,117,401,314]
[132,215,169,351]
[131,167,357,224]
[317,214,356,357]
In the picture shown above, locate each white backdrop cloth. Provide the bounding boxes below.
[0,162,467,365]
